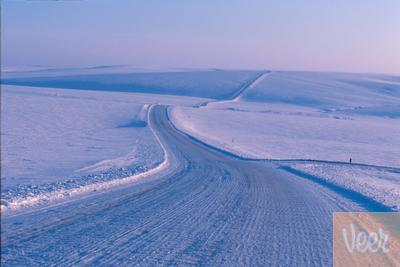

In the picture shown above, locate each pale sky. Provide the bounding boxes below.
[2,0,400,74]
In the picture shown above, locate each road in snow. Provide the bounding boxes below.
[172,71,400,167]
[171,71,400,211]
[2,105,378,266]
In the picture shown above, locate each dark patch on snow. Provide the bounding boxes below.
[117,120,148,128]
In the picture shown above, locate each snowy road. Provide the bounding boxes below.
[2,105,369,266]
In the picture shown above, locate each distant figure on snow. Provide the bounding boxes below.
[349,158,352,164]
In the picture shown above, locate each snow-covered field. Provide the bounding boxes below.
[170,71,400,210]
[1,68,400,265]
[2,69,399,213]
[1,68,264,211]
[2,69,263,100]
[245,72,399,108]
[0,84,208,210]
[172,102,400,166]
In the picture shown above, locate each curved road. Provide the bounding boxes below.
[2,105,365,266]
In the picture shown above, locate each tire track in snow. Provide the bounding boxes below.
[2,105,368,266]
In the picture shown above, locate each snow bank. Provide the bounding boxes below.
[1,104,172,212]
[286,163,400,211]
[1,86,162,188]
